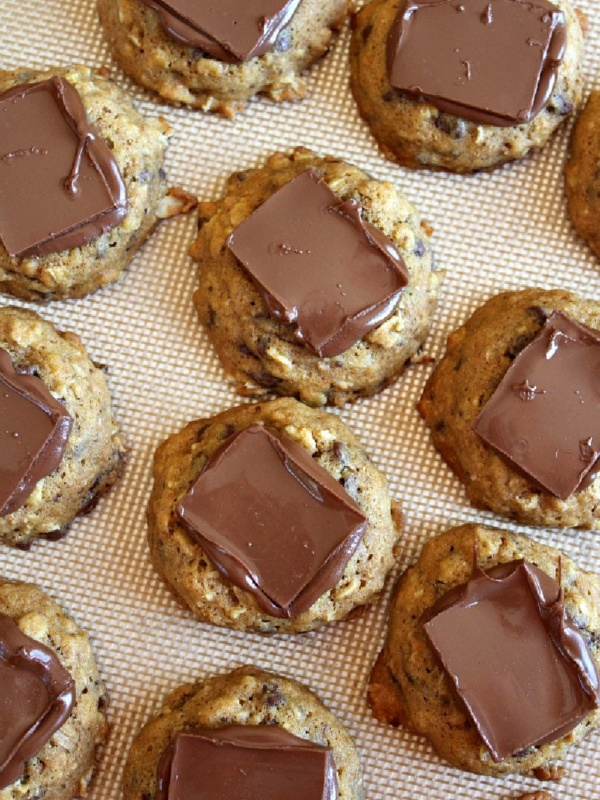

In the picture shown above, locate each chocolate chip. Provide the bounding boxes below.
[434,113,468,140]
[362,23,373,42]
[382,90,397,103]
[527,305,549,326]
[504,331,537,360]
[249,371,282,388]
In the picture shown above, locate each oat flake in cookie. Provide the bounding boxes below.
[123,666,363,800]
[368,524,600,776]
[147,397,403,633]
[418,288,600,529]
[0,306,125,549]
[97,0,348,116]
[191,148,441,407]
[0,579,108,800]
[0,65,188,300]
[350,0,584,172]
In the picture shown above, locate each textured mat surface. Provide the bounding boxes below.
[0,2,599,799]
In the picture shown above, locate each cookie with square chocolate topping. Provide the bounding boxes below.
[350,0,585,172]
[97,0,348,117]
[0,65,191,300]
[418,288,600,528]
[191,148,441,407]
[147,397,403,633]
[369,524,600,776]
[0,578,107,800]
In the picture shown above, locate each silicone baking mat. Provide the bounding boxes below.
[1,2,599,798]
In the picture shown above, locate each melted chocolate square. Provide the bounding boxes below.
[0,613,75,790]
[0,77,127,259]
[473,311,600,500]
[157,726,338,800]
[387,0,566,126]
[227,169,409,357]
[176,424,367,618]
[423,561,600,762]
[0,348,72,516]
[141,0,302,62]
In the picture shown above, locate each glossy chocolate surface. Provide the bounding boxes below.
[177,424,367,618]
[156,726,338,800]
[0,76,127,259]
[387,0,566,127]
[0,348,72,516]
[228,169,409,357]
[473,311,600,500]
[423,560,600,762]
[0,613,75,789]
[141,0,302,62]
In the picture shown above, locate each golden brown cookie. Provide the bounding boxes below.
[0,306,125,548]
[147,397,403,633]
[350,0,584,172]
[191,148,442,407]
[123,666,363,800]
[369,524,600,776]
[566,91,600,259]
[0,65,187,300]
[97,0,348,117]
[418,288,600,528]
[0,579,108,800]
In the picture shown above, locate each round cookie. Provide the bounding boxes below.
[0,306,125,548]
[97,0,348,117]
[418,287,600,528]
[0,65,180,300]
[0,578,108,800]
[368,523,600,777]
[566,91,600,259]
[350,0,585,172]
[123,666,363,800]
[147,397,403,633]
[191,148,442,407]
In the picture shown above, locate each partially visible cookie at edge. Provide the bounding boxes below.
[191,147,442,407]
[368,524,600,777]
[0,306,125,548]
[97,0,349,117]
[147,397,403,633]
[0,578,108,800]
[566,91,600,259]
[122,666,363,800]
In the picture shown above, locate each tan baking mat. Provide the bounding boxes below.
[1,2,600,798]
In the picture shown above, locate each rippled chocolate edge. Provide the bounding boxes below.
[0,76,127,259]
[140,0,302,62]
[423,559,600,761]
[177,424,367,618]
[0,348,73,516]
[0,613,75,789]
[387,0,566,127]
[156,726,338,800]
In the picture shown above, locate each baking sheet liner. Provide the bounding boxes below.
[1,1,600,798]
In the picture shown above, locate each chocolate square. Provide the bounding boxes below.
[157,727,337,800]
[387,0,566,126]
[0,349,72,516]
[0,613,75,790]
[0,77,127,259]
[177,424,367,618]
[141,0,302,62]
[228,169,409,357]
[423,561,599,762]
[473,311,600,500]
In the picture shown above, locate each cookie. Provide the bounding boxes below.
[565,91,600,259]
[0,306,125,548]
[123,666,363,800]
[0,65,190,300]
[0,578,108,800]
[418,287,600,528]
[147,397,403,633]
[191,148,441,407]
[350,0,585,172]
[97,0,348,117]
[368,524,600,776]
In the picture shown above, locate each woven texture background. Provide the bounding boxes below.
[1,1,600,798]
